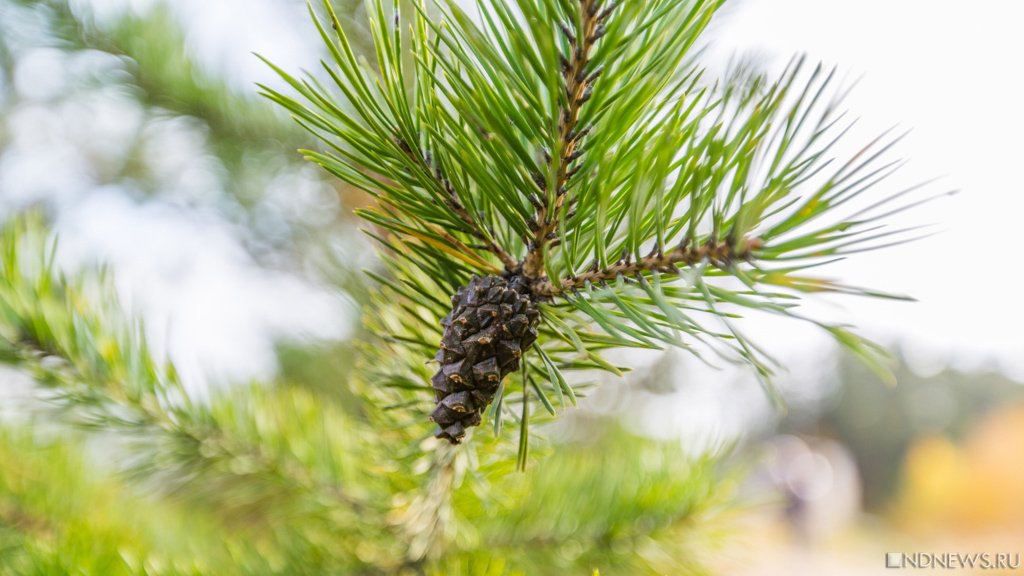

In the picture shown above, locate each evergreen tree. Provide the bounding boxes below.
[0,0,932,573]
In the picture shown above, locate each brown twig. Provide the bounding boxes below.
[445,192,518,271]
[522,0,615,278]
[395,136,519,271]
[531,236,763,298]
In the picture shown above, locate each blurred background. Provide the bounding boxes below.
[0,0,1022,574]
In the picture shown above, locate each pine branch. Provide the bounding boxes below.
[0,424,236,574]
[0,214,392,558]
[522,0,614,278]
[4,292,372,524]
[431,423,732,574]
[397,136,519,270]
[269,0,933,449]
[533,235,762,297]
[446,197,518,271]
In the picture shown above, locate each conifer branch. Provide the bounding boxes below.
[269,0,929,450]
[522,0,614,278]
[5,296,372,523]
[447,199,519,271]
[397,136,519,270]
[532,236,763,297]
[0,214,375,530]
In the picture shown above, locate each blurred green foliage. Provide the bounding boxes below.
[0,426,231,575]
[0,0,357,260]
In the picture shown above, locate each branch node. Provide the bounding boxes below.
[558,21,576,44]
[597,1,621,22]
[583,65,605,84]
[534,236,766,298]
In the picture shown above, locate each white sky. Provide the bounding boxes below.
[706,0,1024,377]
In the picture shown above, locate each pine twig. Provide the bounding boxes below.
[7,333,372,516]
[396,136,519,271]
[522,0,615,278]
[446,195,518,271]
[531,236,763,297]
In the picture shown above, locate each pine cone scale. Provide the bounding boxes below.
[430,275,539,443]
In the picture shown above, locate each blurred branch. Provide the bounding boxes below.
[0,424,236,574]
[439,425,734,575]
[5,0,306,154]
[0,0,371,268]
[0,213,405,571]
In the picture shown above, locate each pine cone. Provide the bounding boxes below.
[430,275,539,443]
